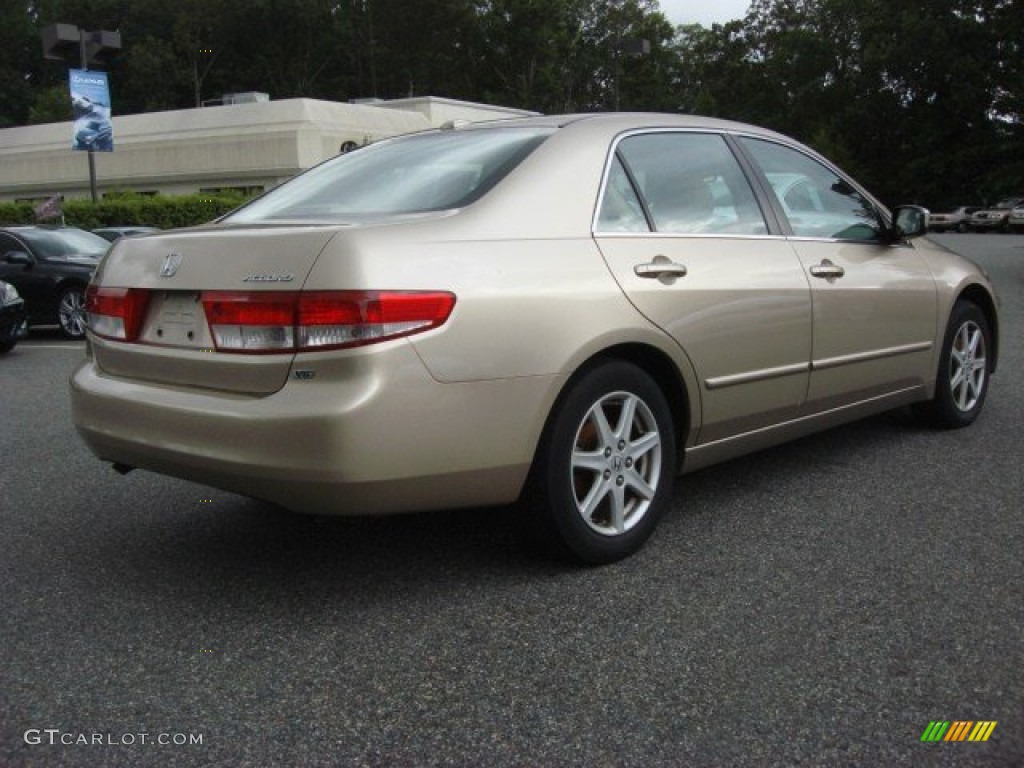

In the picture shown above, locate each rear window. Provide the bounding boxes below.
[225,127,554,223]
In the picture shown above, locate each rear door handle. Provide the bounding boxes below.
[634,256,688,279]
[809,259,845,280]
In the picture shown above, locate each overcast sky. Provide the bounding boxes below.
[658,0,751,27]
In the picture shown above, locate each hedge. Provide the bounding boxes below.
[0,192,255,230]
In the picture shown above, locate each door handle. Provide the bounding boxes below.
[809,259,845,280]
[634,256,688,279]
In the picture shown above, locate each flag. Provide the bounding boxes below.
[34,195,63,222]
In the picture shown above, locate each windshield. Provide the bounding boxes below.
[20,229,108,259]
[225,126,554,223]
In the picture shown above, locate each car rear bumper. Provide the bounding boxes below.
[70,340,557,514]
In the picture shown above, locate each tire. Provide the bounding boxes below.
[58,285,88,339]
[0,340,14,355]
[957,222,969,233]
[914,301,991,429]
[530,360,676,564]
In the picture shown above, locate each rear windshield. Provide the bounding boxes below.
[225,126,554,223]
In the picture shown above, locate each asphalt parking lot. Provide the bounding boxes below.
[1,234,1021,767]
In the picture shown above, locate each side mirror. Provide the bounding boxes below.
[4,250,34,266]
[889,205,929,240]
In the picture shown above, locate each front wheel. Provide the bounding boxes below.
[531,360,676,564]
[58,285,88,339]
[914,301,992,428]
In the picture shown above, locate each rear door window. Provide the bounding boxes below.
[597,132,768,236]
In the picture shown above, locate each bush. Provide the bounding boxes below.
[0,192,254,230]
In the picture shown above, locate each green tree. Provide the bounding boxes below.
[28,84,70,124]
[1,3,47,127]
[671,0,1023,207]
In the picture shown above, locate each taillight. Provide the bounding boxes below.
[85,286,150,341]
[201,290,456,353]
[201,291,300,352]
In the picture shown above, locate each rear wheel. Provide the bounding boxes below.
[531,360,676,564]
[914,301,991,428]
[58,285,87,339]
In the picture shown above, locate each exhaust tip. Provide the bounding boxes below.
[111,462,135,475]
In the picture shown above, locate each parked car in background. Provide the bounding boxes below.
[928,206,979,233]
[970,197,1024,232]
[92,226,162,242]
[0,226,109,338]
[1008,205,1024,233]
[70,113,999,564]
[0,279,28,354]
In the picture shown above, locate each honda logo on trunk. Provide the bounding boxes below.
[160,253,182,277]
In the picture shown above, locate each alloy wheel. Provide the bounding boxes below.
[569,390,662,536]
[59,288,87,338]
[948,319,986,413]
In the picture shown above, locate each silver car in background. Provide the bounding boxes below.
[927,206,979,233]
[1008,205,1024,233]
[970,197,1023,232]
[71,114,999,563]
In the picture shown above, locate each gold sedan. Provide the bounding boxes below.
[71,114,999,563]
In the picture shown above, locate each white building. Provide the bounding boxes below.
[0,96,537,202]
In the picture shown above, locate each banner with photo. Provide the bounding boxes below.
[69,69,113,152]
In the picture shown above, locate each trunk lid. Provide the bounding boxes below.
[89,225,337,394]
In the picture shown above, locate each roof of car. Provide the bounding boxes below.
[442,112,796,161]
[1,225,88,232]
[465,111,787,138]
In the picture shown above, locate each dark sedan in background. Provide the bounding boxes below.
[0,226,109,338]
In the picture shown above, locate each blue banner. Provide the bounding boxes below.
[69,69,113,152]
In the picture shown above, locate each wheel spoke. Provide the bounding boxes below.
[956,324,969,351]
[956,378,969,410]
[615,395,638,440]
[624,468,655,501]
[628,431,660,461]
[949,366,966,393]
[590,404,615,448]
[966,328,982,357]
[609,484,626,533]
[968,369,985,400]
[579,475,610,521]
[572,448,608,473]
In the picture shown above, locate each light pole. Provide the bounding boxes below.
[42,23,122,203]
[614,37,650,111]
[194,46,218,108]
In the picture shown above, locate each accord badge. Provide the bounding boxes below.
[243,273,295,283]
